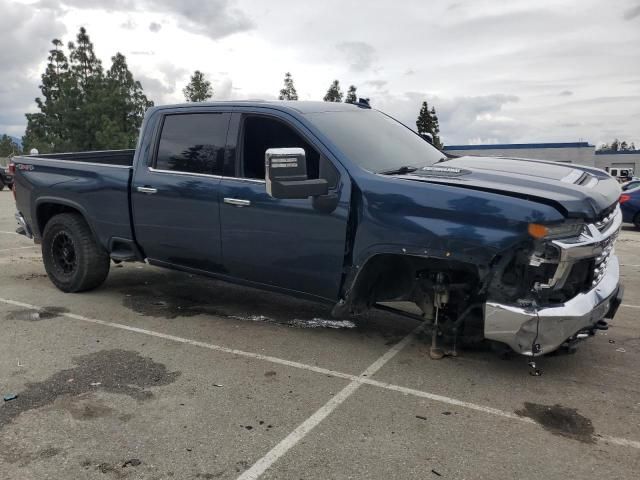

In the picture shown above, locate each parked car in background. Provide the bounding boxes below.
[620,187,640,228]
[621,178,640,191]
[606,167,634,183]
[0,164,14,190]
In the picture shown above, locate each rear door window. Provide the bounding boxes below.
[155,113,230,175]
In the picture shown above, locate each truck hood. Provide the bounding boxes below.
[396,156,620,220]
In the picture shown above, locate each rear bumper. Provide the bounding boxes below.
[484,254,622,356]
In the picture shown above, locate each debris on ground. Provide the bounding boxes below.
[213,384,223,387]
[416,415,427,420]
[122,458,141,468]
[431,469,442,476]
[616,348,626,353]
[90,382,101,386]
[289,318,357,329]
[3,394,18,402]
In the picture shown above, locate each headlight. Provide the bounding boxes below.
[528,222,584,240]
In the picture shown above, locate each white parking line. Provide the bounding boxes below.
[237,325,422,480]
[0,296,638,459]
[622,304,640,309]
[0,245,38,253]
[0,297,354,382]
[0,231,19,235]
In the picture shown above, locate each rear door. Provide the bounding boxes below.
[218,111,351,301]
[131,111,230,272]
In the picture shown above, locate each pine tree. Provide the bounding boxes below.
[69,27,103,89]
[416,101,433,137]
[620,140,629,151]
[0,135,21,157]
[183,70,213,102]
[96,53,153,148]
[67,27,106,150]
[631,142,637,150]
[611,139,620,152]
[345,85,357,104]
[415,101,443,149]
[23,38,74,152]
[278,72,298,100]
[323,80,343,102]
[24,27,154,153]
[430,106,442,149]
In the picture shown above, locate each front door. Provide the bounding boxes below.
[219,113,351,301]
[132,111,230,272]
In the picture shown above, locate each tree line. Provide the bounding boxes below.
[597,139,637,152]
[273,72,442,147]
[0,135,21,157]
[18,27,442,154]
[23,28,152,154]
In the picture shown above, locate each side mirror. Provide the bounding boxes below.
[265,147,328,199]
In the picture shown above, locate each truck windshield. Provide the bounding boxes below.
[307,109,446,173]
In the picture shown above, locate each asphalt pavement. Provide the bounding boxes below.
[0,191,638,479]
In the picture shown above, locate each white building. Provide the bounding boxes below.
[443,142,595,166]
[594,150,639,177]
[442,142,640,177]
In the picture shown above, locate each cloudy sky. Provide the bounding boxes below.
[2,0,639,146]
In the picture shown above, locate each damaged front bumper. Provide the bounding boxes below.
[484,255,622,356]
[484,205,623,356]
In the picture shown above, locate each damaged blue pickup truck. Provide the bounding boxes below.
[12,100,623,357]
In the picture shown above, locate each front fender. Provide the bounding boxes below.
[343,174,565,298]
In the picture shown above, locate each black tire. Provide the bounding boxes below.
[0,182,5,191]
[41,213,110,292]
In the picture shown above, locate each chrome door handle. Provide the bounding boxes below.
[137,186,158,194]
[224,197,251,207]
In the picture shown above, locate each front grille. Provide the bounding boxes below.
[595,209,617,232]
[591,232,617,286]
[540,205,621,303]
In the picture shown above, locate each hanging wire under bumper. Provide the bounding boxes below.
[484,255,622,356]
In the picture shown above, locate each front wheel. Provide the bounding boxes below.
[42,213,110,292]
[634,212,640,230]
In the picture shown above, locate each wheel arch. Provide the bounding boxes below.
[35,197,102,249]
[334,251,486,316]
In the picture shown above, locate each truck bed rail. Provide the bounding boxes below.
[19,149,135,167]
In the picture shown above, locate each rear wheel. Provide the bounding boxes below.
[634,212,640,230]
[42,213,110,292]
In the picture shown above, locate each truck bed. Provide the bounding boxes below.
[13,149,135,251]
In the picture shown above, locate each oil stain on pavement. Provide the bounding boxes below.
[120,278,332,321]
[516,402,596,443]
[0,349,180,429]
[121,281,357,329]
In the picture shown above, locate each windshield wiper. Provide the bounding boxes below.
[378,165,418,175]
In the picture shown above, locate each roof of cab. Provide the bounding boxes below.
[149,100,362,115]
